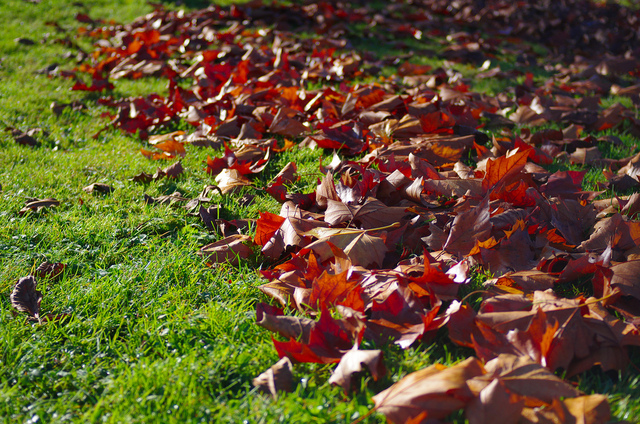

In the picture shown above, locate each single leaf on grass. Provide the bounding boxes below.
[35,262,66,280]
[18,198,60,215]
[5,126,41,146]
[10,276,42,321]
[253,357,295,399]
[83,183,114,195]
[328,345,385,392]
[372,357,484,423]
[198,234,253,266]
[143,192,189,206]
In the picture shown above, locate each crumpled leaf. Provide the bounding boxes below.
[328,345,385,392]
[18,198,60,215]
[83,183,114,194]
[35,261,66,280]
[10,276,42,321]
[253,357,295,399]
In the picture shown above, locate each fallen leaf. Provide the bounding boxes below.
[253,357,295,398]
[83,183,114,194]
[373,357,484,423]
[328,345,385,392]
[10,276,42,321]
[198,234,254,266]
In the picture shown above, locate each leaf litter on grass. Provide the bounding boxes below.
[31,0,640,421]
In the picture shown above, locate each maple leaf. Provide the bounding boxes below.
[304,227,388,268]
[372,357,484,423]
[253,357,295,399]
[465,378,524,424]
[255,302,315,343]
[307,269,365,312]
[198,234,253,266]
[328,345,385,392]
[481,148,530,194]
[324,197,408,229]
[214,169,252,194]
[272,307,358,364]
[479,354,581,405]
[443,195,492,257]
[521,395,610,424]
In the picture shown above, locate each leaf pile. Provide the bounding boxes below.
[51,0,640,422]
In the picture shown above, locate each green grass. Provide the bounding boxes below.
[1,0,639,423]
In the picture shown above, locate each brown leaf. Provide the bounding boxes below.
[198,234,253,266]
[6,126,41,146]
[256,302,315,343]
[253,357,295,398]
[482,354,581,405]
[83,183,114,195]
[372,357,484,423]
[304,227,388,267]
[35,262,66,280]
[444,196,492,257]
[10,276,42,320]
[521,395,610,424]
[18,198,60,215]
[328,345,385,392]
[143,192,189,206]
[324,197,408,229]
[465,378,524,424]
[214,168,252,194]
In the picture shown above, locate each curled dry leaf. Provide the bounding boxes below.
[253,357,295,399]
[35,261,66,280]
[328,345,385,392]
[5,126,41,146]
[83,183,114,195]
[215,168,252,194]
[198,234,253,266]
[10,276,42,320]
[520,395,610,424]
[18,198,60,215]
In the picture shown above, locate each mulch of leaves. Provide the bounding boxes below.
[26,0,640,422]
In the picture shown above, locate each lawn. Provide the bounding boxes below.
[1,0,640,423]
